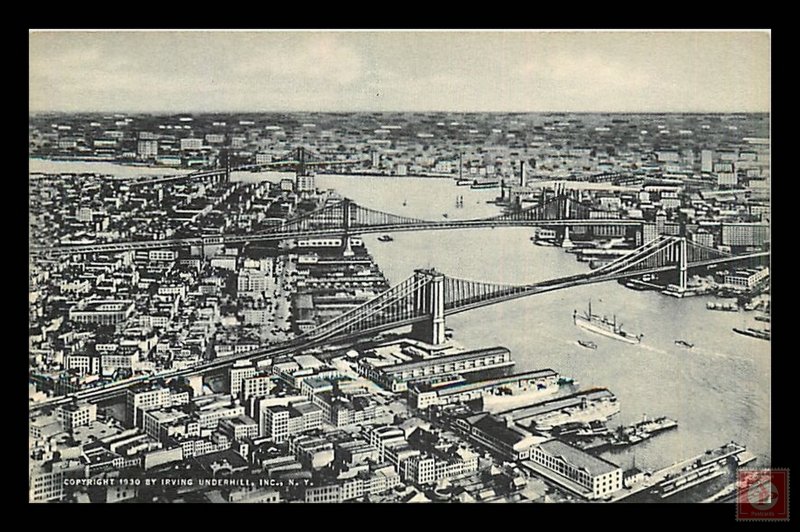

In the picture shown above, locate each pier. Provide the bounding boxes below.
[609,441,748,502]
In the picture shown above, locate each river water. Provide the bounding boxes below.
[29,160,772,473]
[310,173,772,474]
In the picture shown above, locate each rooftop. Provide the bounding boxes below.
[538,439,620,477]
[377,347,510,375]
[415,369,557,395]
[471,414,534,448]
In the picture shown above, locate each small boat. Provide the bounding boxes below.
[402,200,407,207]
[578,340,598,350]
[442,213,449,218]
[675,340,694,348]
[377,235,394,242]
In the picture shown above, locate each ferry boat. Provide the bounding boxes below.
[573,301,642,344]
[674,339,694,348]
[578,340,598,350]
[377,235,394,242]
[612,415,678,447]
[706,302,738,312]
[532,228,558,246]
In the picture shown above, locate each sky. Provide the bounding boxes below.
[29,30,770,114]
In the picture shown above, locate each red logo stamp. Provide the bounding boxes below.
[737,469,789,521]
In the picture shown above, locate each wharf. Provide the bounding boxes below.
[609,442,747,502]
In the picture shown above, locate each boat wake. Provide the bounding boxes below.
[636,343,670,357]
[690,347,753,363]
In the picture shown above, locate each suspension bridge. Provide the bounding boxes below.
[29,234,768,413]
[294,235,768,345]
[122,146,368,188]
[33,194,641,257]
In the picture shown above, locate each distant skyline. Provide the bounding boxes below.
[29,31,771,114]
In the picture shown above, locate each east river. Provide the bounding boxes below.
[30,160,772,476]
[310,173,772,476]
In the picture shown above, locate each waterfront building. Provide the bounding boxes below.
[459,413,545,461]
[408,369,559,410]
[358,347,514,393]
[724,267,769,289]
[528,439,622,500]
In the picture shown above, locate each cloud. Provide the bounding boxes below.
[521,52,651,91]
[233,34,364,86]
[28,31,770,113]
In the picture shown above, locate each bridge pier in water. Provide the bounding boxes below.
[410,269,447,345]
[679,237,688,292]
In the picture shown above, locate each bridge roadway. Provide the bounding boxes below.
[33,218,643,257]
[28,250,767,414]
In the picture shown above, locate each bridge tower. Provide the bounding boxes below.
[295,147,306,177]
[341,198,354,257]
[219,148,231,184]
[678,236,688,292]
[410,269,447,345]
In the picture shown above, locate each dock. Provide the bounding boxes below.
[609,442,748,502]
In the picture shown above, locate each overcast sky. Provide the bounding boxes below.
[29,31,770,114]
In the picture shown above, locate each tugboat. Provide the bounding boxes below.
[377,235,394,242]
[573,301,643,344]
[578,340,598,350]
[674,339,694,348]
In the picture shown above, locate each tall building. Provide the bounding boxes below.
[137,140,159,159]
[230,360,257,398]
[237,268,270,297]
[701,149,713,172]
[126,384,189,428]
[262,402,322,442]
[721,223,769,248]
[56,401,97,431]
[180,138,203,151]
[297,174,315,193]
